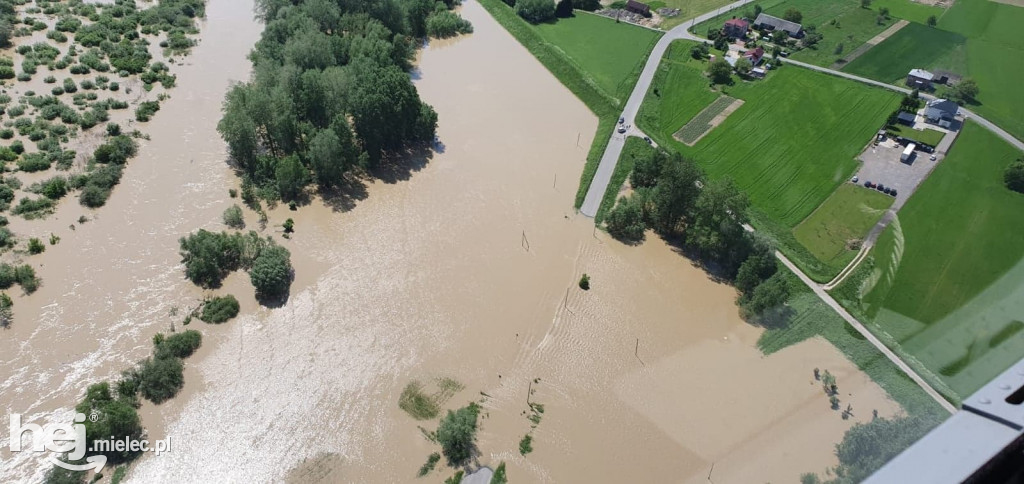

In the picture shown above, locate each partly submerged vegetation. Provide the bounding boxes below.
[217,0,472,206]
[43,329,204,483]
[178,229,293,302]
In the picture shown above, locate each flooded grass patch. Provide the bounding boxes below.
[399,377,465,420]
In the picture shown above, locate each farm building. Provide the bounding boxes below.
[751,67,766,78]
[743,46,764,65]
[625,0,650,16]
[723,18,749,38]
[906,69,934,89]
[754,13,802,37]
[897,111,916,125]
[924,99,958,128]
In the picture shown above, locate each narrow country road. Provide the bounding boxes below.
[775,250,958,414]
[578,0,757,217]
[581,7,1024,218]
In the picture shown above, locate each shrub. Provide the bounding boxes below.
[605,196,646,242]
[137,356,184,403]
[222,204,244,228]
[154,330,202,359]
[38,177,68,199]
[578,273,590,290]
[519,434,533,455]
[417,453,441,477]
[135,101,159,121]
[426,11,473,38]
[15,265,40,293]
[1005,158,1024,193]
[62,78,77,93]
[199,295,240,323]
[516,0,556,23]
[12,196,55,218]
[27,238,45,255]
[0,129,11,139]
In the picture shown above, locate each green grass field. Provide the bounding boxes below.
[843,0,1024,141]
[793,183,893,271]
[842,22,966,83]
[534,13,662,104]
[693,0,898,67]
[870,0,946,25]
[640,50,898,226]
[833,122,1024,397]
[636,41,898,281]
[887,124,946,146]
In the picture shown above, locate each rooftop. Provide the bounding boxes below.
[909,68,934,80]
[754,13,802,34]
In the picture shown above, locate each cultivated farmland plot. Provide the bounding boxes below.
[673,95,741,145]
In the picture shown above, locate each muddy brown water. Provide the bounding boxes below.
[1,0,900,482]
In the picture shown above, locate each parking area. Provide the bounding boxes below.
[854,138,942,209]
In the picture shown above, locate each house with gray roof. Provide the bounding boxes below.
[907,69,934,89]
[754,13,802,37]
[923,99,958,129]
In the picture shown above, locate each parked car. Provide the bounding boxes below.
[617,125,626,134]
[643,136,651,144]
[852,176,859,183]
[883,187,892,195]
[864,181,873,188]
[890,188,897,196]
[930,154,937,161]
[877,184,886,192]
[618,117,624,125]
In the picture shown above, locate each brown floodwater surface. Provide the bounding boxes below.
[2,0,900,482]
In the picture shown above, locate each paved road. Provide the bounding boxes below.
[581,2,1023,218]
[775,249,958,414]
[578,0,757,217]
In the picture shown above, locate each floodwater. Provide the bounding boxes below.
[1,0,900,482]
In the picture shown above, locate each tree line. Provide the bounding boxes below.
[605,148,789,319]
[217,0,473,204]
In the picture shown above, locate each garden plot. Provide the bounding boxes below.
[673,96,743,146]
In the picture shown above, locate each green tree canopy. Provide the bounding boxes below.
[437,403,480,466]
[250,245,293,301]
[651,155,702,233]
[516,0,556,23]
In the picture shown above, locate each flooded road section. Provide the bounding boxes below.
[3,0,899,482]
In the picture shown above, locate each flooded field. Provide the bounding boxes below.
[2,0,900,482]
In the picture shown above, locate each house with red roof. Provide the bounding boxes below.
[723,18,749,38]
[743,46,764,65]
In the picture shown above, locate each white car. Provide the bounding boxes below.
[617,126,626,134]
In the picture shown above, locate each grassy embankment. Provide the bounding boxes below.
[692,0,900,67]
[477,0,662,209]
[593,137,647,221]
[792,183,892,272]
[843,0,1024,140]
[831,122,1024,399]
[636,41,899,280]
